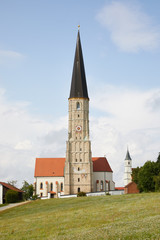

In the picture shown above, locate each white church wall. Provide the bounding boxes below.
[0,184,3,204]
[35,176,64,197]
[93,172,115,191]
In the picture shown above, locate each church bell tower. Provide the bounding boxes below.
[64,30,93,195]
[124,148,132,186]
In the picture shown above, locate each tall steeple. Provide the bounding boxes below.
[69,30,89,99]
[64,30,93,195]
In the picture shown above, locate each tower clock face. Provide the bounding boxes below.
[76,125,82,132]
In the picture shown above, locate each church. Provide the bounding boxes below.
[34,30,115,198]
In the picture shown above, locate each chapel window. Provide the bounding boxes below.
[40,182,43,189]
[61,183,63,191]
[100,181,103,191]
[50,183,53,191]
[78,187,80,193]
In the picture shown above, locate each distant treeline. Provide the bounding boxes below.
[132,153,160,192]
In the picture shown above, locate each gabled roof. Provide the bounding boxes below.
[0,182,24,192]
[124,181,134,188]
[115,187,124,190]
[69,31,89,99]
[34,158,65,177]
[92,157,113,172]
[34,157,113,177]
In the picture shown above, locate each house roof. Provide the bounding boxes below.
[34,157,113,177]
[115,187,124,190]
[69,31,89,99]
[124,181,136,188]
[92,157,113,172]
[0,182,24,192]
[34,158,65,177]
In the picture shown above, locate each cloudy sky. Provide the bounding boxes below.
[0,0,160,187]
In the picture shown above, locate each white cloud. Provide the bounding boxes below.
[90,84,160,185]
[0,49,25,65]
[0,88,67,187]
[0,50,24,59]
[15,140,33,150]
[97,1,160,52]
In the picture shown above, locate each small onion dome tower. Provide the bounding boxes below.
[124,148,132,186]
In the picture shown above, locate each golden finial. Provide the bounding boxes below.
[78,25,80,30]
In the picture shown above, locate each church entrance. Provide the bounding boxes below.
[50,191,56,198]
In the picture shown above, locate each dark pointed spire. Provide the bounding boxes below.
[69,30,89,99]
[125,148,132,160]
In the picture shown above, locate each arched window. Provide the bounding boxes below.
[50,183,53,191]
[40,182,43,189]
[78,187,80,193]
[76,102,80,110]
[100,181,103,191]
[78,167,80,171]
[61,183,63,191]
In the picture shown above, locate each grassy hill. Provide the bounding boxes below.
[0,193,160,240]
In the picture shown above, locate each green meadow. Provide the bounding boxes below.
[0,193,160,240]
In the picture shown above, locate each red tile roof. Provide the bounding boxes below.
[115,187,124,190]
[34,157,113,177]
[92,157,113,172]
[0,182,24,192]
[34,158,65,177]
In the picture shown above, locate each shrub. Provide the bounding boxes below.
[31,194,39,200]
[77,191,86,197]
[5,190,19,203]
[106,192,110,195]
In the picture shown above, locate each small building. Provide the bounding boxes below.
[124,181,139,194]
[0,182,24,204]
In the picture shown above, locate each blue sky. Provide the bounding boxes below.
[0,0,160,187]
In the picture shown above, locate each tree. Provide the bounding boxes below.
[21,181,33,200]
[157,153,160,164]
[132,167,141,185]
[137,161,158,192]
[132,153,160,192]
[154,174,160,192]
